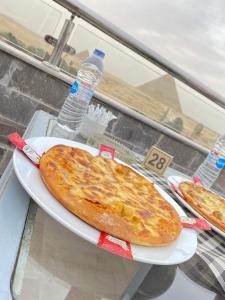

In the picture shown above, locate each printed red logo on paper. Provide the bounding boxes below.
[8,132,40,168]
[181,216,211,230]
[98,232,133,259]
[99,144,115,160]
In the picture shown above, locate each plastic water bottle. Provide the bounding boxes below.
[193,134,225,188]
[51,49,105,139]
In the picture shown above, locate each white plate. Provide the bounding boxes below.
[13,137,197,264]
[167,175,225,238]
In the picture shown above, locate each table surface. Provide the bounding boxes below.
[0,110,224,300]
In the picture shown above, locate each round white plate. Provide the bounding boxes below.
[167,175,225,238]
[13,137,197,264]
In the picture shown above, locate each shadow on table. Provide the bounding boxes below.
[179,255,225,298]
[133,265,176,299]
[133,261,225,300]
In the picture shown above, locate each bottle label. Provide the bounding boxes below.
[216,158,225,169]
[70,81,94,103]
[208,151,225,170]
[70,81,79,94]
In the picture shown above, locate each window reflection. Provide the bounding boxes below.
[0,0,67,59]
[60,20,222,149]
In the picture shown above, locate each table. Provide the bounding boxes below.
[131,164,225,298]
[0,110,224,300]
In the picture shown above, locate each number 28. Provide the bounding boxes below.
[148,153,166,170]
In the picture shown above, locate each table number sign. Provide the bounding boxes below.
[143,146,173,176]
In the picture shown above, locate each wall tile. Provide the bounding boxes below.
[0,116,25,147]
[156,135,200,169]
[189,152,206,172]
[0,85,37,125]
[0,150,12,175]
[0,148,4,161]
[9,63,70,109]
[213,167,225,194]
[0,51,12,81]
[170,162,193,177]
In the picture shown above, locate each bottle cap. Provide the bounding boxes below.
[94,49,105,58]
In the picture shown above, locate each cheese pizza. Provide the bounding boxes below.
[39,145,182,246]
[179,181,225,233]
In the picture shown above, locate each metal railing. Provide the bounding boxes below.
[51,0,225,110]
[48,14,75,66]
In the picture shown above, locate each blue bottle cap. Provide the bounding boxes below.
[93,49,105,58]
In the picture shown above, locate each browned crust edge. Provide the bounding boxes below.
[179,182,225,233]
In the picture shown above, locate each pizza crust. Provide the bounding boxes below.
[179,181,225,233]
[40,145,182,246]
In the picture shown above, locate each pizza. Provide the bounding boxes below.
[179,181,225,233]
[39,145,182,246]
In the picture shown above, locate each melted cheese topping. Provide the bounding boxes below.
[42,146,181,239]
[179,182,225,231]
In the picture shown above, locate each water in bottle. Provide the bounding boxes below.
[193,134,225,188]
[51,48,105,139]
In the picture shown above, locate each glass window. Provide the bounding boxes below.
[60,18,223,149]
[0,0,223,149]
[0,0,69,59]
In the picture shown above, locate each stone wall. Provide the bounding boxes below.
[0,49,70,173]
[1,48,223,192]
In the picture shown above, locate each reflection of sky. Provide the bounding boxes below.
[67,23,164,86]
[2,0,225,95]
[69,0,225,133]
[0,0,62,36]
[74,0,225,99]
[176,82,225,134]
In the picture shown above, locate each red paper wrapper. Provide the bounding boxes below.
[181,216,211,230]
[99,144,115,160]
[168,181,184,198]
[192,177,202,185]
[98,232,133,259]
[8,132,40,168]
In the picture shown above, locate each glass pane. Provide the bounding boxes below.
[12,204,140,300]
[162,81,221,148]
[0,0,69,60]
[60,19,225,149]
